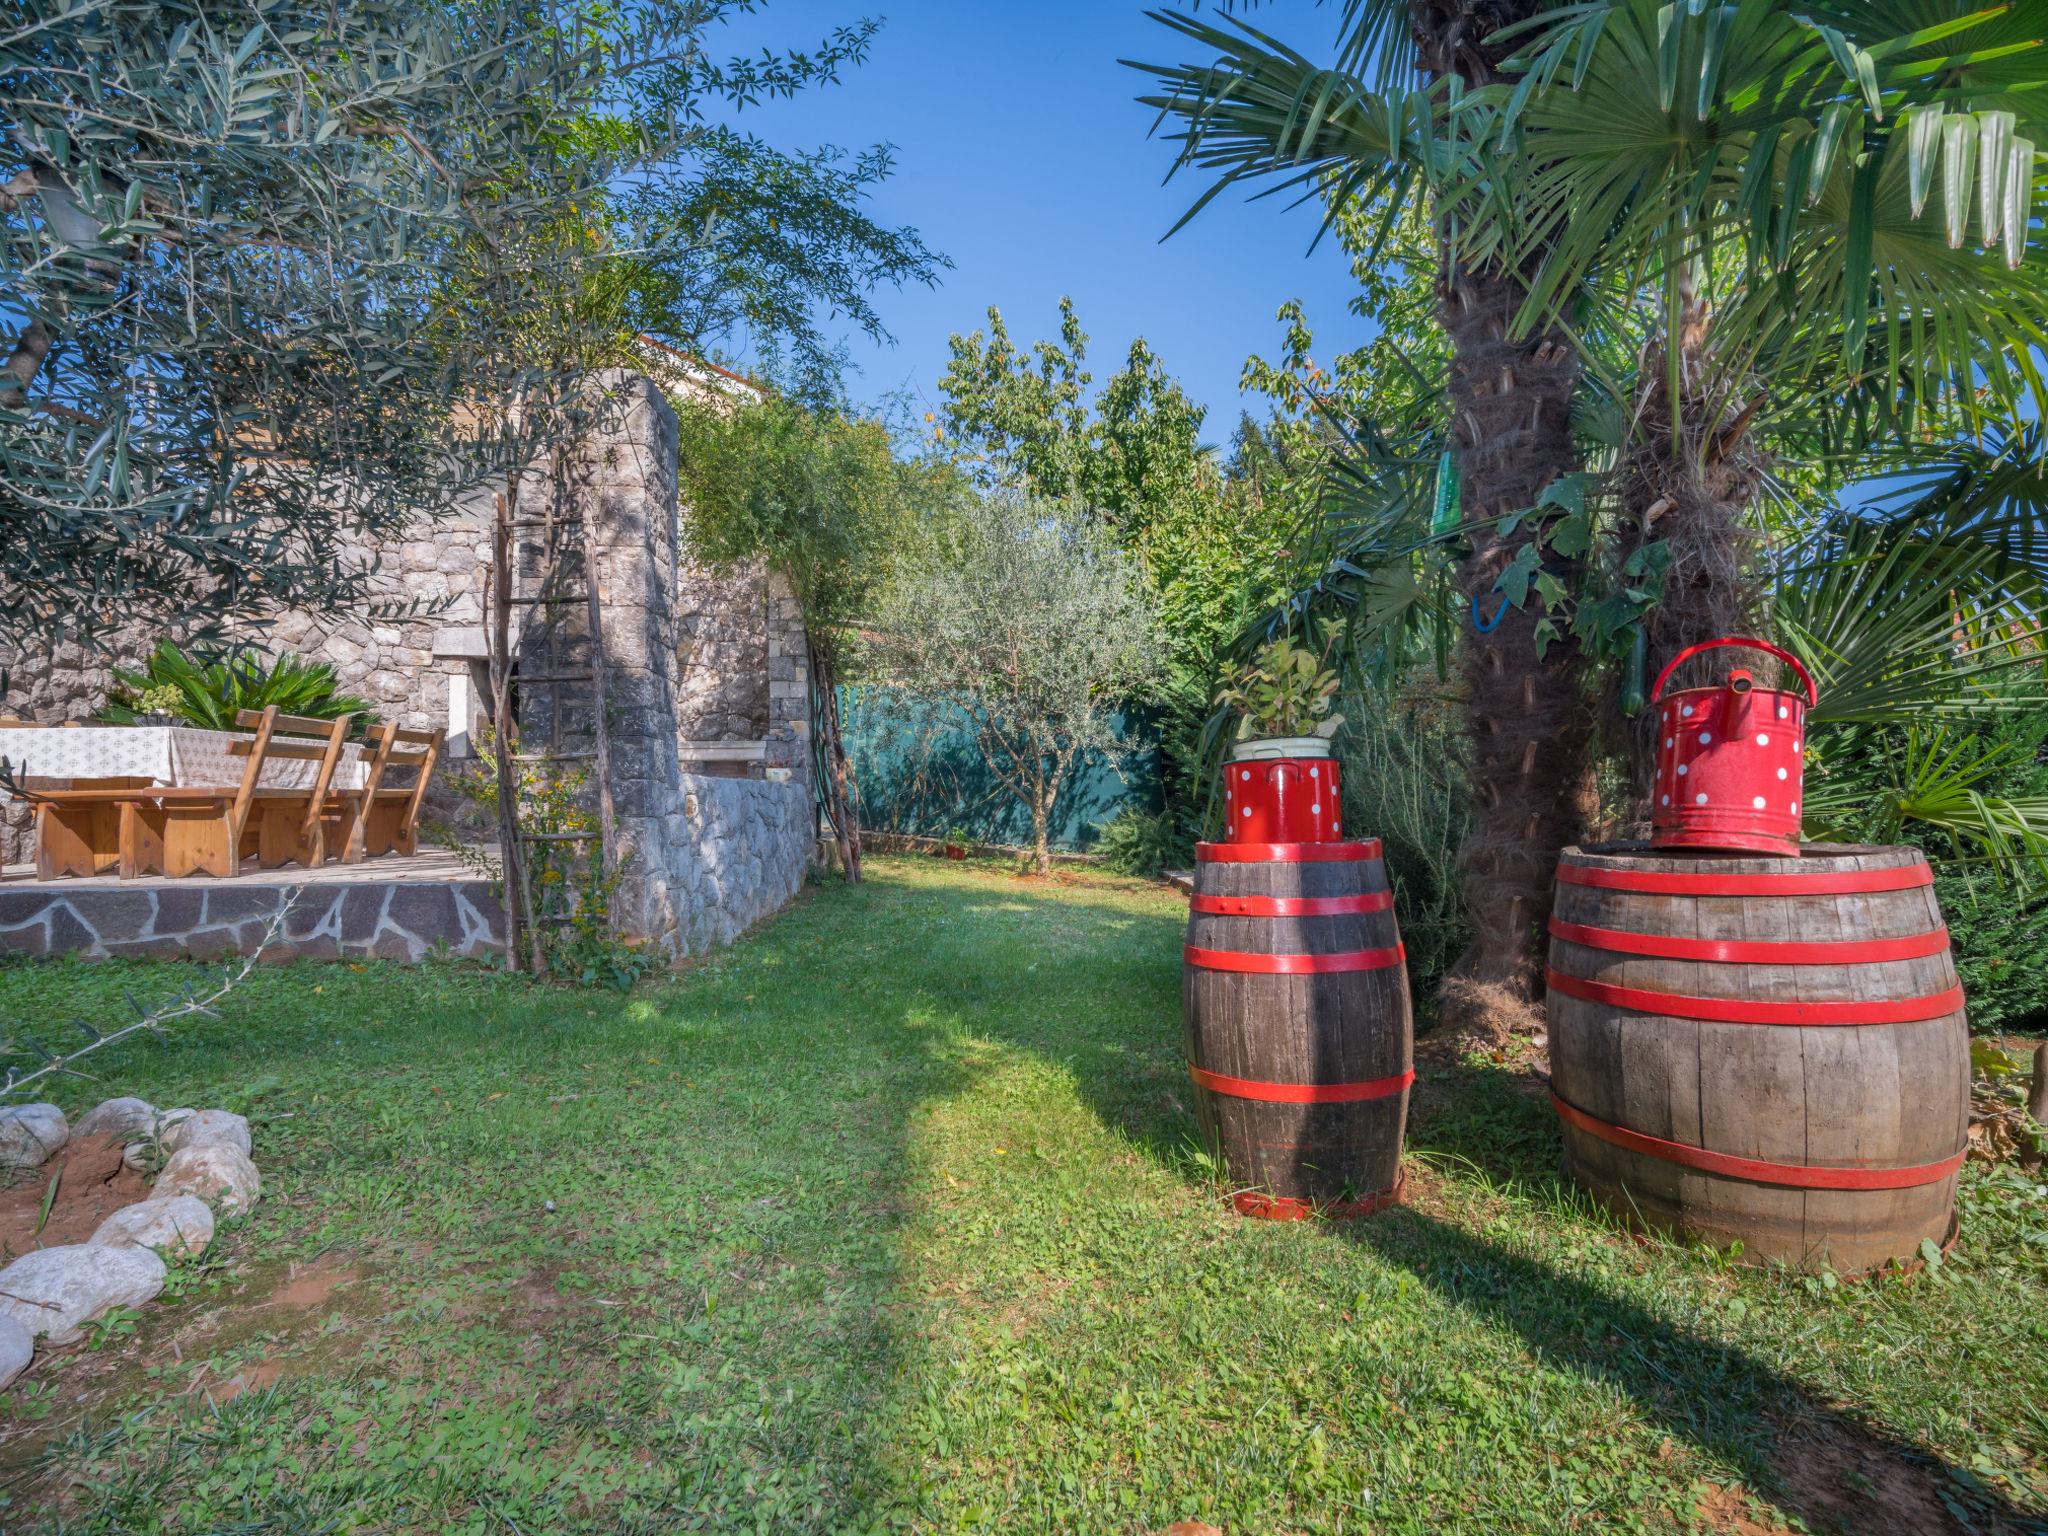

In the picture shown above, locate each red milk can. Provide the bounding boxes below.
[1649,637,1817,857]
[1222,752,1344,844]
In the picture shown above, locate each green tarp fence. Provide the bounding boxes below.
[839,686,1162,851]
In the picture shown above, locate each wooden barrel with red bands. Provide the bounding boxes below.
[1546,843,1969,1275]
[1184,838,1412,1217]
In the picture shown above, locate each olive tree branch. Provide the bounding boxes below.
[0,890,298,1101]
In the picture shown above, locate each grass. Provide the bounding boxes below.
[0,855,2043,1534]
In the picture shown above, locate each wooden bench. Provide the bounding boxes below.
[327,722,443,862]
[230,708,357,871]
[32,707,355,879]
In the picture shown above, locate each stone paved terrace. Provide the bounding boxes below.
[0,850,506,963]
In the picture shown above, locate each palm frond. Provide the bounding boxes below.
[1804,722,2048,884]
[1776,514,2043,724]
[1127,10,1465,246]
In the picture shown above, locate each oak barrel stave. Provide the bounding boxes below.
[1547,843,1968,1274]
[1183,844,1413,1210]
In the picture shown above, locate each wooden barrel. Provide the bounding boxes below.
[1183,839,1413,1218]
[1547,843,1970,1274]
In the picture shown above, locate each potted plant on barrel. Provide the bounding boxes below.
[1213,618,1347,761]
[940,825,973,861]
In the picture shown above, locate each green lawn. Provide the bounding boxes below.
[0,856,2043,1535]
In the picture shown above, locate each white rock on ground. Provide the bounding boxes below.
[121,1141,155,1175]
[159,1108,252,1158]
[0,1314,31,1389]
[0,1245,166,1344]
[89,1196,215,1259]
[0,1105,67,1169]
[73,1097,157,1142]
[154,1144,261,1215]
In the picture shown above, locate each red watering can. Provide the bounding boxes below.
[1649,637,1817,858]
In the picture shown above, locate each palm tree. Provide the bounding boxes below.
[1450,0,2047,777]
[1135,3,1600,1036]
[1133,0,2047,1029]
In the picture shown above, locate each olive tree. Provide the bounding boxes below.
[675,394,922,883]
[0,0,940,646]
[871,493,1163,874]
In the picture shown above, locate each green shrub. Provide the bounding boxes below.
[99,642,373,731]
[1092,806,1189,877]
[1338,684,1471,1011]
[1940,869,2048,1035]
[1815,706,2048,1035]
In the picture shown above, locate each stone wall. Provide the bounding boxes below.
[0,877,504,963]
[650,773,815,953]
[567,373,817,957]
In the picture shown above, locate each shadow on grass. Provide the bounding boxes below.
[0,888,990,1535]
[1337,1203,2047,1535]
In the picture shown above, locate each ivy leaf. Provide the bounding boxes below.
[1496,543,1542,609]
[1548,512,1593,559]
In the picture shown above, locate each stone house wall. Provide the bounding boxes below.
[2,370,817,956]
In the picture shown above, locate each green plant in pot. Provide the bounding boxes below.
[940,825,974,860]
[1213,619,1347,761]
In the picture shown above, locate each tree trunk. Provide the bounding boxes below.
[1441,261,1593,1028]
[811,642,861,884]
[1614,291,1766,818]
[1415,1,1595,1036]
[1031,777,1053,876]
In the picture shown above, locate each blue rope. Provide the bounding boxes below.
[1470,592,1511,634]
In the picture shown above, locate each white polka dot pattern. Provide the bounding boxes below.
[1649,679,1807,854]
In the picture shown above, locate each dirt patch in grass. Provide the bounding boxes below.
[0,1135,151,1259]
[210,1357,284,1404]
[1697,1483,1799,1536]
[264,1255,360,1310]
[1767,1417,1980,1535]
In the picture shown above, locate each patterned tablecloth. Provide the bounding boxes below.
[0,726,367,792]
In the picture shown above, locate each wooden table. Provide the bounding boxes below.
[0,724,367,879]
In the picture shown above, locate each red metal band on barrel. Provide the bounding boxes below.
[1191,890,1396,917]
[1544,967,1964,1026]
[1196,839,1383,864]
[1550,1093,1966,1190]
[1191,1065,1414,1104]
[1185,943,1406,975]
[1555,861,1932,896]
[1548,919,1952,965]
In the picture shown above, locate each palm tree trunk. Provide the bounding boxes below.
[1440,260,1594,1027]
[1614,293,1766,816]
[1408,2,1598,1034]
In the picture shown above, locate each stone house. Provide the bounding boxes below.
[0,366,817,957]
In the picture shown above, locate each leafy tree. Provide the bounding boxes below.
[674,393,925,883]
[937,300,1296,842]
[0,0,941,648]
[870,494,1164,874]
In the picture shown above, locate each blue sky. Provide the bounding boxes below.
[714,2,1365,440]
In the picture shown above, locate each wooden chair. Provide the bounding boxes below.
[229,708,355,870]
[327,722,443,861]
[32,706,352,879]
